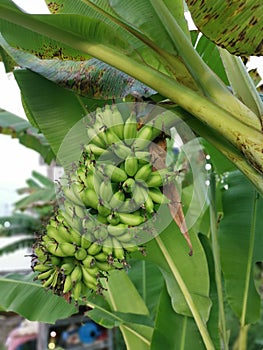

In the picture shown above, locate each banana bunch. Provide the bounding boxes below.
[33,104,173,303]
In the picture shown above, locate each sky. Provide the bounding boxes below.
[0,0,262,271]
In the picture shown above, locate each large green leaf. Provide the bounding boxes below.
[0,273,77,323]
[0,109,54,163]
[127,260,164,318]
[186,0,263,56]
[14,69,88,157]
[151,285,206,350]
[88,269,153,350]
[0,38,156,99]
[219,171,263,324]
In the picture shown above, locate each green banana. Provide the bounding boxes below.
[99,181,113,203]
[122,178,135,193]
[105,127,121,145]
[109,191,125,209]
[61,262,75,275]
[107,212,120,225]
[81,233,92,249]
[148,187,170,204]
[72,281,82,301]
[34,264,52,272]
[85,143,106,157]
[82,188,99,209]
[60,242,76,257]
[119,212,145,226]
[94,252,108,262]
[87,242,102,256]
[75,247,88,261]
[46,242,68,257]
[123,111,137,146]
[107,223,128,236]
[110,105,124,138]
[42,271,57,288]
[82,255,95,268]
[97,203,111,217]
[81,265,98,287]
[63,274,73,293]
[37,268,54,280]
[112,142,131,159]
[125,156,138,177]
[133,125,153,150]
[134,163,153,181]
[68,227,81,246]
[93,226,108,241]
[87,126,106,148]
[70,265,82,283]
[133,182,148,206]
[103,164,127,183]
[112,238,125,260]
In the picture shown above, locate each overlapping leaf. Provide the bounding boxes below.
[219,171,263,324]
[0,273,77,323]
[186,0,263,56]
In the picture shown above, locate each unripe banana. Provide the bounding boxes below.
[123,111,137,146]
[117,231,135,243]
[75,247,88,261]
[102,240,113,256]
[63,186,83,206]
[94,252,108,262]
[46,224,70,244]
[93,226,108,241]
[122,178,135,194]
[46,242,67,257]
[42,271,57,288]
[82,255,96,268]
[107,223,128,236]
[105,128,121,145]
[81,233,92,249]
[72,281,82,301]
[97,215,108,224]
[85,143,106,157]
[34,264,52,272]
[95,261,113,272]
[118,198,137,213]
[81,265,98,286]
[82,188,99,209]
[109,191,125,209]
[124,156,138,177]
[148,188,170,204]
[107,212,120,225]
[133,125,153,150]
[110,105,124,138]
[37,268,54,280]
[97,203,111,217]
[61,262,75,275]
[87,127,106,148]
[135,151,151,163]
[60,242,76,257]
[134,163,152,181]
[50,256,61,266]
[133,182,148,206]
[143,194,155,213]
[99,180,113,203]
[70,265,82,283]
[68,227,81,246]
[87,242,102,256]
[63,274,73,293]
[103,164,127,183]
[112,238,125,260]
[119,212,145,226]
[112,142,131,159]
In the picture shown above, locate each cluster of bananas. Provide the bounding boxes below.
[32,104,172,303]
